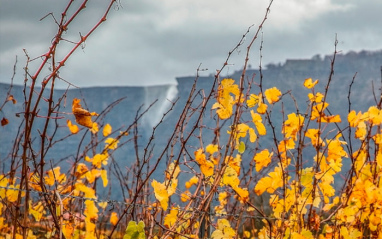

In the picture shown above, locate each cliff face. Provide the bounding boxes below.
[0,49,381,198]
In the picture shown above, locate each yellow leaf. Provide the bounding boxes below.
[232,186,249,203]
[72,98,98,128]
[76,163,89,178]
[282,113,304,140]
[212,102,233,120]
[222,166,240,188]
[84,200,98,220]
[322,114,341,123]
[264,87,282,104]
[110,212,118,226]
[0,175,7,198]
[185,176,198,189]
[29,201,44,222]
[85,169,101,183]
[180,190,191,202]
[166,162,181,180]
[67,120,79,134]
[248,127,257,143]
[355,121,367,140]
[254,165,283,195]
[63,221,74,239]
[164,207,178,228]
[151,180,169,211]
[308,92,324,103]
[91,153,109,168]
[90,122,99,134]
[251,110,266,135]
[247,94,260,108]
[195,149,214,177]
[104,137,119,150]
[257,101,268,114]
[206,144,219,154]
[45,167,66,186]
[211,219,236,239]
[103,123,112,137]
[101,169,108,187]
[253,149,273,172]
[75,183,96,199]
[303,78,319,89]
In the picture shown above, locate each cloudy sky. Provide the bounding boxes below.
[1,0,381,88]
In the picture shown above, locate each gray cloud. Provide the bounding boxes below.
[1,0,381,88]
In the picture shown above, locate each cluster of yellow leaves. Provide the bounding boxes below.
[254,164,284,195]
[282,113,304,141]
[194,148,215,177]
[222,154,249,202]
[211,219,236,239]
[247,93,267,114]
[214,191,228,214]
[212,78,242,119]
[151,162,180,211]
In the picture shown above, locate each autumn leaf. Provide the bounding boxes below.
[104,137,119,150]
[0,175,7,198]
[7,95,17,104]
[1,117,9,126]
[164,207,178,228]
[29,201,44,222]
[63,222,74,239]
[86,169,101,183]
[151,180,169,211]
[303,78,319,89]
[90,153,109,168]
[232,186,249,203]
[6,184,20,202]
[185,176,198,189]
[282,113,304,141]
[250,110,266,135]
[222,166,240,188]
[45,167,66,186]
[212,102,233,120]
[84,200,98,220]
[212,78,241,120]
[308,92,324,103]
[194,149,214,177]
[103,123,112,137]
[211,219,236,239]
[254,165,284,195]
[253,149,273,172]
[75,183,96,199]
[206,144,219,154]
[101,169,108,187]
[180,190,191,202]
[72,98,98,128]
[67,119,79,134]
[124,221,145,239]
[110,212,118,226]
[166,162,180,180]
[238,141,245,154]
[264,87,282,104]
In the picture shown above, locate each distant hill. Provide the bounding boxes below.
[1,49,381,200]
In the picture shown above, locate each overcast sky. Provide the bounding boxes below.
[1,0,381,88]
